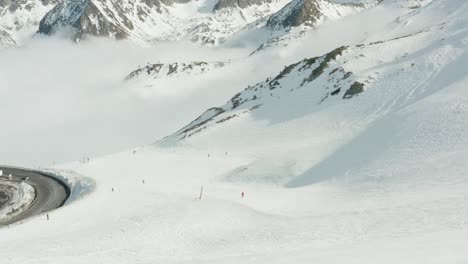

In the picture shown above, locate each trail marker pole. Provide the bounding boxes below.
[199,185,203,200]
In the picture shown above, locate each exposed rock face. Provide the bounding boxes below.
[38,0,132,40]
[0,28,16,48]
[37,0,210,41]
[213,0,274,10]
[266,0,323,30]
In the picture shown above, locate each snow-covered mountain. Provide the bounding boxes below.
[2,0,468,263]
[247,0,375,54]
[0,0,57,44]
[161,0,467,183]
[0,0,396,48]
[0,0,293,46]
[0,0,432,48]
[36,0,292,45]
[250,0,432,54]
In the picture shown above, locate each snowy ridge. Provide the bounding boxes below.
[125,61,226,82]
[165,45,361,140]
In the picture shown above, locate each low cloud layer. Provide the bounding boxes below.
[0,36,279,167]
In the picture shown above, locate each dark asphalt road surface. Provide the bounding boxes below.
[0,167,69,226]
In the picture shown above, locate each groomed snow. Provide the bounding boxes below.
[0,0,467,263]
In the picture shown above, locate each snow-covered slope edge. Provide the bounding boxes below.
[38,168,95,205]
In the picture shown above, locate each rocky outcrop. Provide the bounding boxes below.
[125,61,225,81]
[38,0,132,40]
[213,0,274,10]
[0,28,16,48]
[266,0,323,30]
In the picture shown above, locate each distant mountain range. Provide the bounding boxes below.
[0,0,389,48]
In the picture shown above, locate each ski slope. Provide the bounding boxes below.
[0,0,468,263]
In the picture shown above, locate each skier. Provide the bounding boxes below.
[241,192,245,198]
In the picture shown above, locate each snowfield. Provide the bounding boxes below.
[0,0,468,263]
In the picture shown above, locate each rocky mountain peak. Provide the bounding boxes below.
[37,0,134,40]
[266,0,323,30]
